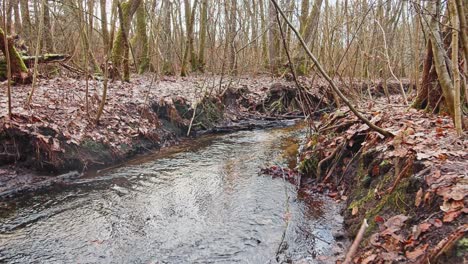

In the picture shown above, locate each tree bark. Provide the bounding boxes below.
[111,0,142,81]
[0,26,30,83]
[426,0,455,117]
[19,0,31,43]
[180,0,198,76]
[198,0,208,72]
[100,0,110,51]
[135,2,149,73]
[13,0,22,34]
[43,0,53,52]
[270,0,394,138]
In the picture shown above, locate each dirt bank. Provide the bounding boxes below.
[296,95,467,263]
[0,75,326,197]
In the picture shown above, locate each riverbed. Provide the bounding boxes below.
[0,125,345,263]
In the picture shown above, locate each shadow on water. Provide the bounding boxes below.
[0,124,346,263]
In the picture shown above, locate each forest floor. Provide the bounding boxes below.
[284,94,467,263]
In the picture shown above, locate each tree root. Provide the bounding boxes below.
[386,153,414,194]
[316,141,345,181]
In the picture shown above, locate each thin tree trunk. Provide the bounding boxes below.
[198,0,208,72]
[0,27,30,83]
[26,0,45,105]
[449,0,463,134]
[135,2,149,73]
[180,0,198,76]
[19,0,31,43]
[426,0,455,117]
[43,0,53,52]
[13,0,22,34]
[100,0,110,51]
[111,0,142,80]
[270,0,394,138]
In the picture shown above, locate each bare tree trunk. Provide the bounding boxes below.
[135,2,149,73]
[180,0,198,76]
[426,0,455,117]
[228,0,237,73]
[271,0,394,138]
[6,0,13,34]
[0,27,30,83]
[13,0,22,34]
[19,0,31,44]
[455,0,468,70]
[111,0,142,81]
[298,0,323,74]
[100,0,110,51]
[268,0,279,74]
[198,0,208,72]
[449,0,463,134]
[43,0,53,52]
[259,0,268,67]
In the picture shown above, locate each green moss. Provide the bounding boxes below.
[380,160,390,167]
[81,139,108,153]
[298,155,318,176]
[456,238,468,257]
[111,1,131,68]
[135,4,149,73]
[364,179,410,233]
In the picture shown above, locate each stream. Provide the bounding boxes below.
[0,124,346,263]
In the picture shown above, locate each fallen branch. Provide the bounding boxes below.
[344,219,369,264]
[270,0,394,139]
[428,224,467,261]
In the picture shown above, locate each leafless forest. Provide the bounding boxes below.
[0,0,466,263]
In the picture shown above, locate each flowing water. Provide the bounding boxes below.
[0,125,345,263]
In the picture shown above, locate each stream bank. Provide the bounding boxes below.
[0,75,411,198]
[295,95,467,263]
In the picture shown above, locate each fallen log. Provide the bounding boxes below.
[0,54,69,68]
[0,53,69,82]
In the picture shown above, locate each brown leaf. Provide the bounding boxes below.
[405,243,428,261]
[384,214,409,229]
[419,222,432,232]
[362,254,377,264]
[443,210,462,222]
[433,218,443,227]
[372,165,380,177]
[415,188,423,207]
[352,206,358,216]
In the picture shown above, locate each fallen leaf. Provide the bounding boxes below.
[362,254,377,264]
[419,222,432,232]
[415,188,423,207]
[375,215,385,223]
[443,210,462,222]
[433,218,443,227]
[352,206,358,216]
[405,243,428,261]
[384,214,409,229]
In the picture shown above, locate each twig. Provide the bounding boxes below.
[429,224,467,261]
[343,219,369,264]
[187,102,198,136]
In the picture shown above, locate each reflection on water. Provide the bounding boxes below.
[0,125,345,263]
